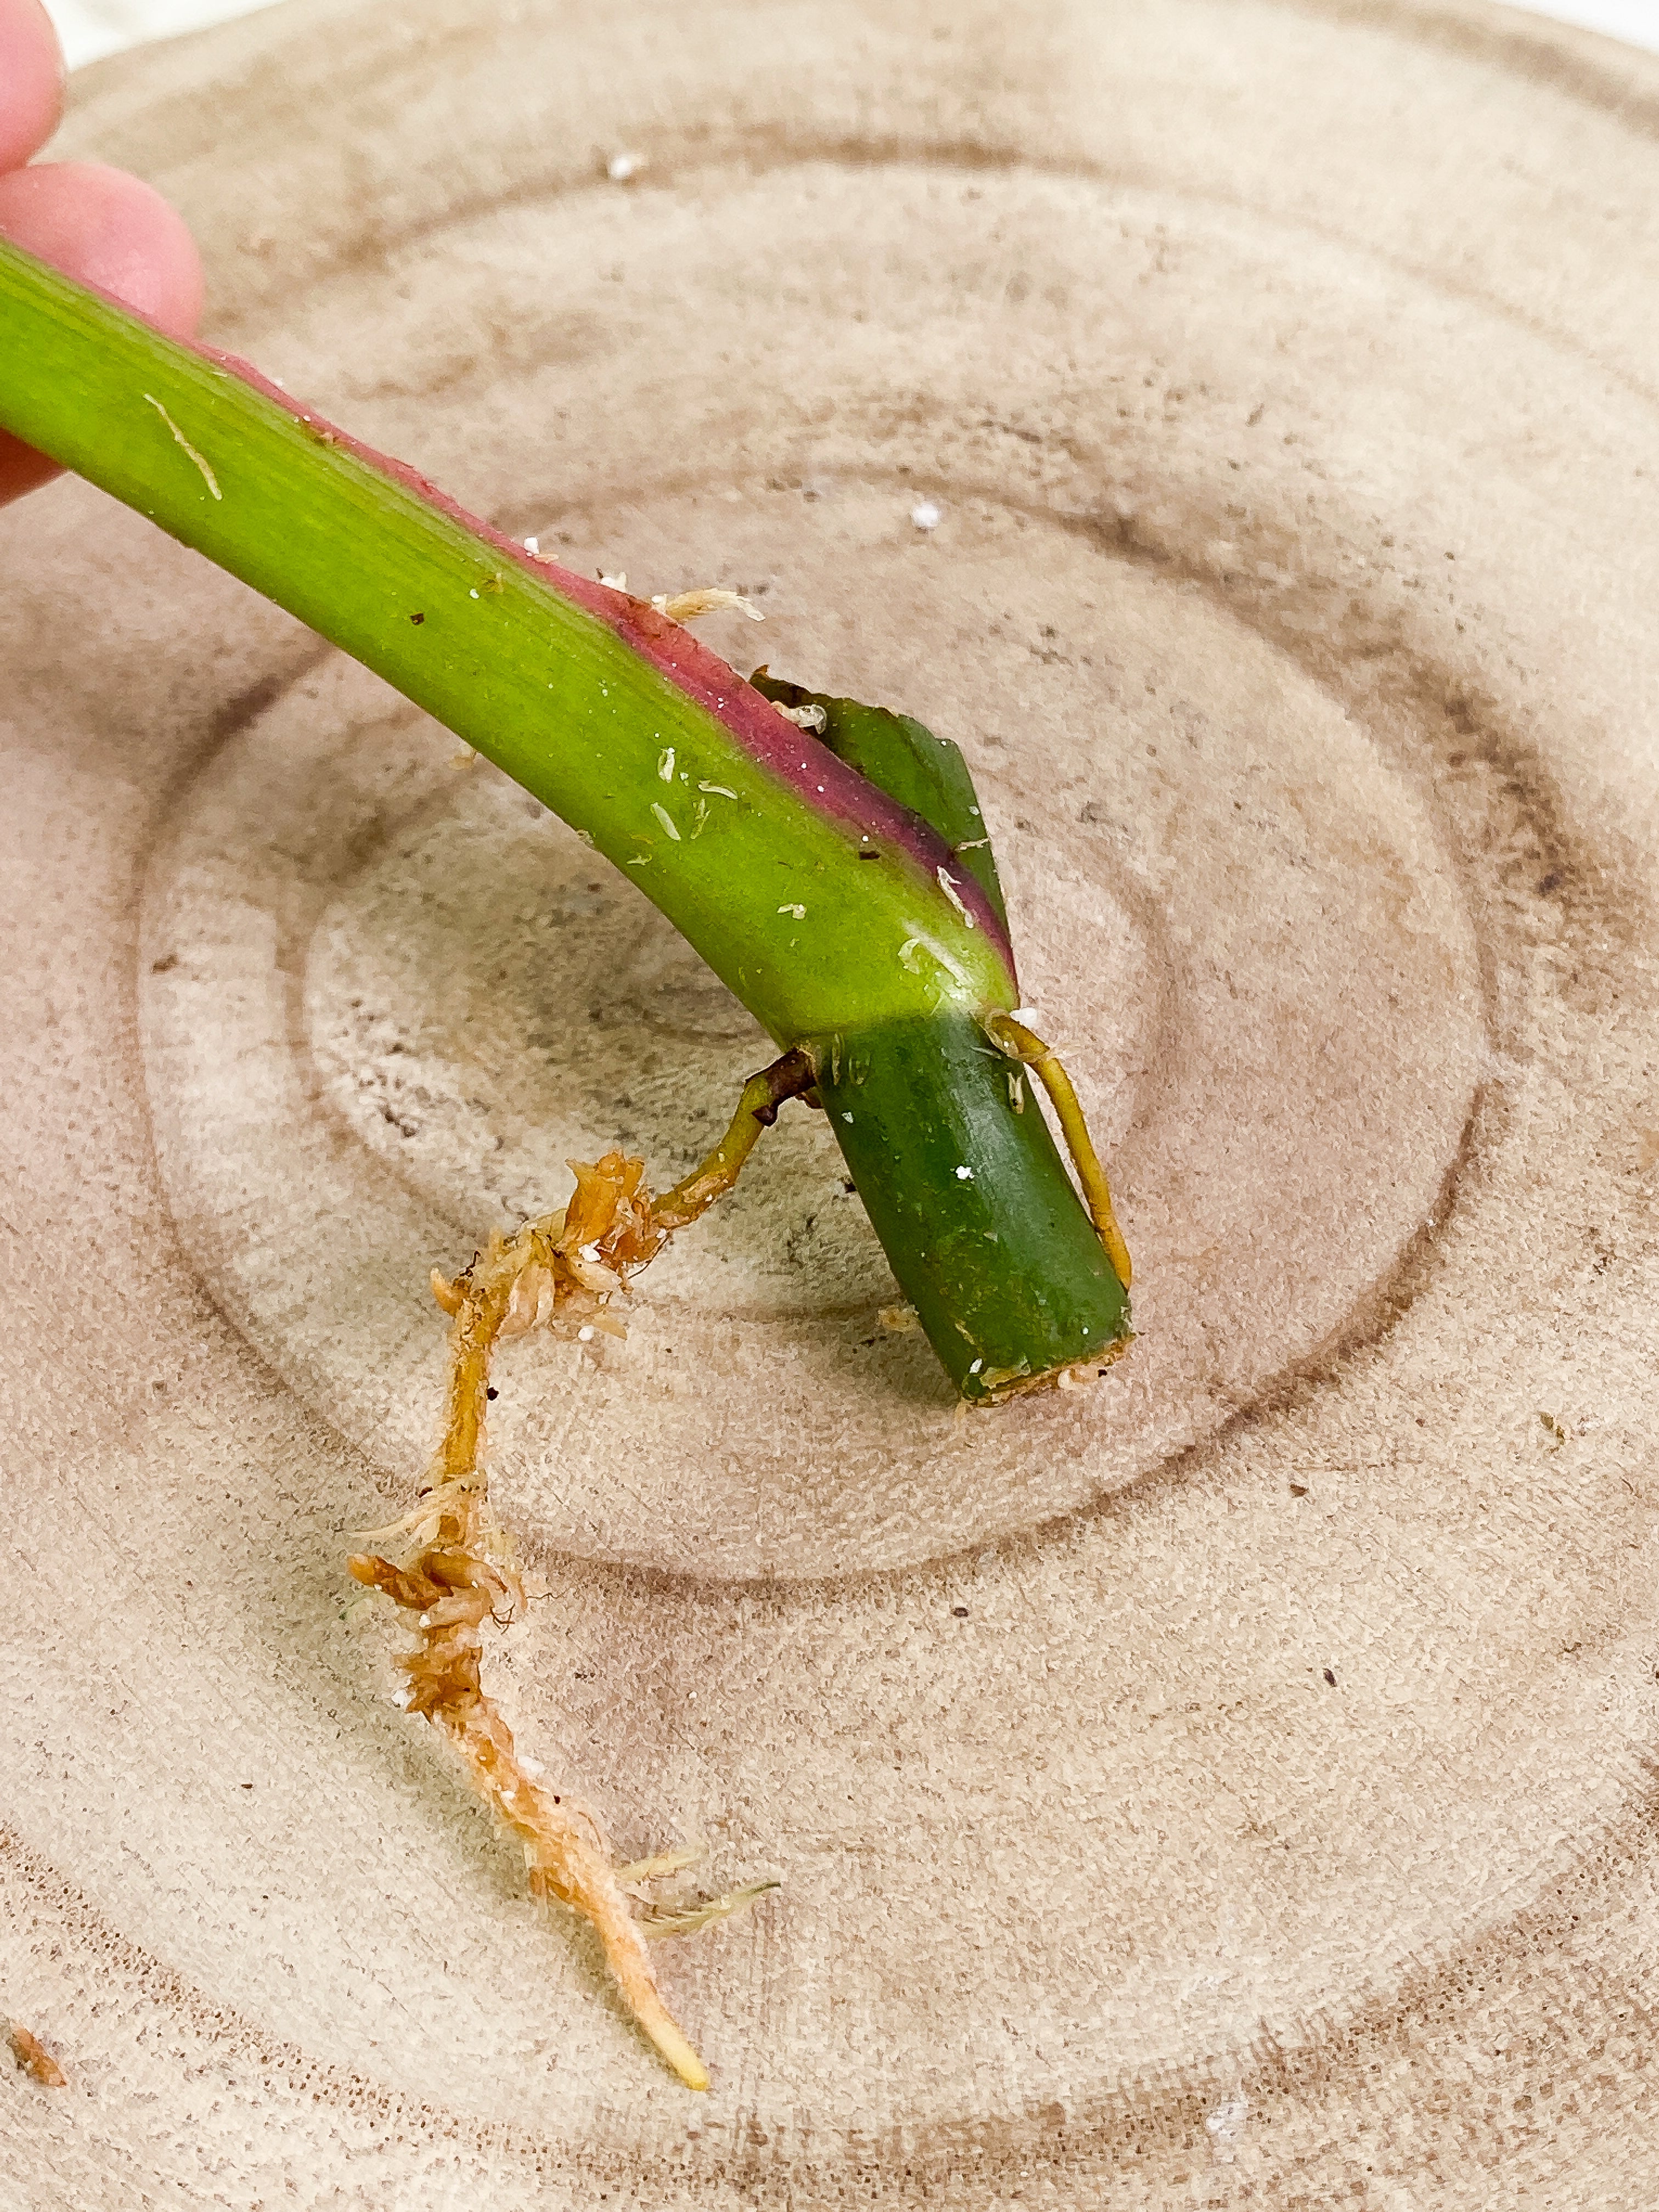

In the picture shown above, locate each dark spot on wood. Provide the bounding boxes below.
[1323,1668,1338,1687]
[410,611,425,624]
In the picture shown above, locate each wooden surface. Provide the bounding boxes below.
[3,1,1659,2203]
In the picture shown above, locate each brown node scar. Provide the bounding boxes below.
[350,1051,811,2087]
[8,2024,66,2087]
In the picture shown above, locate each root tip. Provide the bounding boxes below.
[636,2001,711,2089]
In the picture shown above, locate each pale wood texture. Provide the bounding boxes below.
[3,2,1659,2203]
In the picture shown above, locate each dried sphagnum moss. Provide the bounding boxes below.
[352,1063,810,2087]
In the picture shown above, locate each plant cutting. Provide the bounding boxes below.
[0,235,1133,2085]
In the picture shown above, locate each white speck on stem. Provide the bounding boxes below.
[658,746,676,782]
[523,535,539,554]
[143,394,221,500]
[778,903,806,918]
[698,782,737,799]
[577,1325,595,1342]
[469,588,479,599]
[936,868,974,927]
[650,803,681,842]
[955,1166,974,1181]
[898,933,972,990]
[910,499,942,531]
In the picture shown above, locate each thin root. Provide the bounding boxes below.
[616,1845,707,1888]
[635,1881,782,1939]
[650,1048,815,1230]
[356,1059,812,2086]
[983,1013,1133,1289]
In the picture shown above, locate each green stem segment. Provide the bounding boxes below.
[812,1015,1130,1396]
[0,238,1131,1398]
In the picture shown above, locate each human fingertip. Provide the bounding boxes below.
[0,161,203,335]
[0,0,68,170]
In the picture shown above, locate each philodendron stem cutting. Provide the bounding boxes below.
[0,235,1132,2084]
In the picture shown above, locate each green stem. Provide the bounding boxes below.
[0,238,1131,1396]
[813,1014,1130,1397]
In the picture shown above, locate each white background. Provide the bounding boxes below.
[35,0,1659,72]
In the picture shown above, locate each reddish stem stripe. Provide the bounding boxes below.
[195,335,1017,978]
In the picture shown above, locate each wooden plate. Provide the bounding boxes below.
[4,2,1658,2202]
